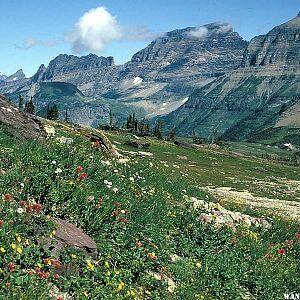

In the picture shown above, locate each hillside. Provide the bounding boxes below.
[0,116,299,299]
[163,13,300,141]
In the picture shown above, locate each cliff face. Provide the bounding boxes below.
[164,14,300,140]
[0,22,248,126]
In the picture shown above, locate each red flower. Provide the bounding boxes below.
[77,172,87,182]
[54,273,60,280]
[94,140,100,147]
[3,193,12,201]
[5,282,10,288]
[121,218,129,224]
[26,205,33,212]
[8,262,15,273]
[33,203,43,213]
[136,241,142,248]
[0,219,4,227]
[112,211,119,217]
[124,209,129,214]
[57,296,64,300]
[27,270,34,276]
[35,267,41,274]
[76,165,83,173]
[20,201,27,207]
[295,233,300,240]
[265,253,273,261]
[277,248,285,255]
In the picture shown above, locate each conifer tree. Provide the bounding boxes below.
[18,95,24,110]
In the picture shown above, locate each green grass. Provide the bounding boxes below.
[0,127,299,300]
[107,131,300,202]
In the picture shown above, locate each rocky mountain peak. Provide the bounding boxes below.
[42,54,115,81]
[0,72,7,81]
[241,13,300,67]
[31,64,46,83]
[5,69,26,82]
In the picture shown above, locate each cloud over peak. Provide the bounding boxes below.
[66,7,122,53]
[187,22,233,40]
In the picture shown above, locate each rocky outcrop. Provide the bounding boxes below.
[31,64,46,83]
[0,94,46,139]
[164,13,300,140]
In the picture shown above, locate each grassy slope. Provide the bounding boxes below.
[0,127,299,300]
[107,132,300,202]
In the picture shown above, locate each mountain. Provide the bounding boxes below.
[0,72,7,81]
[163,13,300,142]
[0,22,247,126]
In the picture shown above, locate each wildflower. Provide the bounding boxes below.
[265,253,273,261]
[113,211,119,217]
[277,248,285,255]
[145,290,151,295]
[54,273,60,280]
[77,172,87,182]
[55,168,63,174]
[76,165,83,173]
[295,233,300,240]
[0,247,6,253]
[8,262,15,272]
[11,243,16,250]
[16,247,22,254]
[129,177,134,182]
[285,240,294,248]
[33,203,43,213]
[8,220,14,225]
[43,258,52,266]
[0,220,4,227]
[195,262,202,268]
[25,239,30,245]
[49,230,56,238]
[112,187,119,193]
[20,201,27,207]
[3,193,12,201]
[17,207,24,214]
[86,261,94,271]
[127,290,135,296]
[56,296,63,300]
[0,268,3,273]
[16,235,21,243]
[136,242,142,248]
[205,266,209,272]
[104,261,110,268]
[148,252,158,260]
[70,254,77,259]
[116,281,125,292]
[51,160,57,165]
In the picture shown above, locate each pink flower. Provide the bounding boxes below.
[277,248,285,255]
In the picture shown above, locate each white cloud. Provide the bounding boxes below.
[215,22,233,34]
[123,26,160,41]
[66,6,122,53]
[18,37,57,50]
[187,22,233,40]
[188,27,209,39]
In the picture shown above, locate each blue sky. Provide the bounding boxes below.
[0,0,299,77]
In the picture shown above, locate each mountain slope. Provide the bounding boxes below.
[164,13,300,140]
[0,22,247,126]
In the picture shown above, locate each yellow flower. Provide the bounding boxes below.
[205,266,209,272]
[70,254,77,259]
[104,261,110,268]
[25,239,30,246]
[81,291,88,297]
[0,247,5,253]
[37,263,42,268]
[87,261,94,271]
[46,215,51,219]
[116,281,125,292]
[11,243,16,250]
[16,235,21,243]
[145,290,151,295]
[49,230,56,238]
[0,268,3,273]
[115,270,120,275]
[196,262,202,268]
[127,290,135,296]
[16,247,22,254]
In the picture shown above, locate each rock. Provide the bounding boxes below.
[0,95,46,139]
[54,218,97,258]
[46,218,97,259]
[44,124,56,137]
[147,271,176,293]
[125,139,151,149]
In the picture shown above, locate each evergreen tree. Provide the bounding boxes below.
[153,119,164,139]
[168,129,176,141]
[46,104,59,120]
[65,108,68,123]
[18,95,24,110]
[24,97,35,114]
